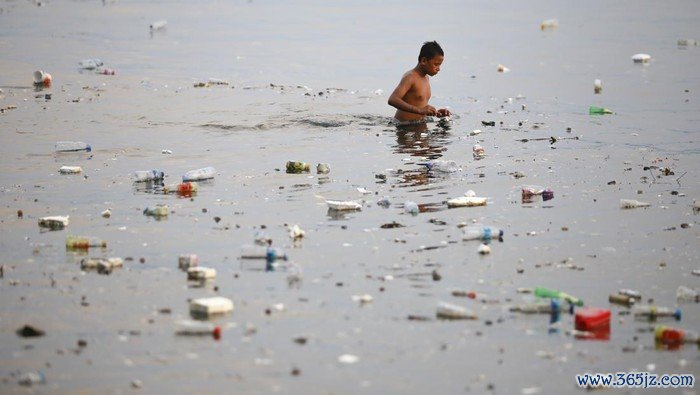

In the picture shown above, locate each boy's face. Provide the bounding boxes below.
[420,55,444,76]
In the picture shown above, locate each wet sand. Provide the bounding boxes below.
[1,0,699,394]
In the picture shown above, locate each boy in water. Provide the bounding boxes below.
[388,41,451,124]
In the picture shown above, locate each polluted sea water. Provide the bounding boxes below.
[0,1,698,394]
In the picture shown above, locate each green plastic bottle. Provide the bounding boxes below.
[534,286,584,306]
[589,106,614,115]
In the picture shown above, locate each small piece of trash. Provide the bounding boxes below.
[161,149,173,154]
[338,354,360,364]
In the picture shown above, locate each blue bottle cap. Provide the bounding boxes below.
[673,308,682,321]
[85,144,92,152]
[498,229,504,238]
[483,227,492,240]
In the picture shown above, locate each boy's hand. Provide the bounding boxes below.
[436,108,451,118]
[420,105,437,116]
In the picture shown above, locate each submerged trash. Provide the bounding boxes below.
[631,53,651,63]
[326,200,362,211]
[677,39,698,47]
[33,70,52,87]
[59,166,83,174]
[80,257,123,274]
[594,79,602,94]
[316,163,330,174]
[497,64,510,73]
[18,371,46,386]
[175,320,222,339]
[289,224,305,240]
[286,161,310,174]
[150,20,167,30]
[472,144,485,158]
[338,354,360,364]
[208,78,229,85]
[66,235,106,249]
[55,141,91,152]
[187,267,216,281]
[178,254,198,270]
[16,325,45,338]
[143,204,169,217]
[78,58,103,70]
[133,170,164,182]
[418,159,459,173]
[477,243,491,255]
[183,167,215,181]
[377,197,391,208]
[633,305,681,321]
[436,301,477,320]
[404,200,419,215]
[589,106,614,115]
[540,18,559,30]
[676,285,699,303]
[620,199,650,209]
[38,215,69,230]
[190,296,233,317]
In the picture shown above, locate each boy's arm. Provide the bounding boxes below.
[388,75,436,116]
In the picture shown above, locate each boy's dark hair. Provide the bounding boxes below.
[418,41,444,61]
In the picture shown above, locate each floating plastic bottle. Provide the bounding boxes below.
[521,185,554,201]
[618,288,642,300]
[133,170,164,182]
[608,293,636,306]
[143,204,169,217]
[66,235,106,249]
[436,301,477,320]
[620,199,650,209]
[418,160,459,173]
[163,182,198,195]
[286,161,310,174]
[510,299,573,314]
[38,215,69,230]
[678,39,698,47]
[447,196,487,208]
[326,200,362,211]
[78,58,103,70]
[655,325,700,346]
[183,167,215,182]
[240,244,287,261]
[633,305,681,321]
[534,286,584,306]
[150,20,167,30]
[676,285,699,303]
[175,320,222,339]
[59,166,82,174]
[540,18,559,30]
[55,141,91,152]
[462,226,504,241]
[589,106,614,115]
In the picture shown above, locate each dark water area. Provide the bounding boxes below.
[1,0,699,394]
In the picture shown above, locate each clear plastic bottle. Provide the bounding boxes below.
[183,167,215,181]
[462,226,504,241]
[510,299,573,314]
[175,320,221,339]
[240,244,287,261]
[655,325,700,345]
[66,235,106,249]
[78,59,103,70]
[676,285,699,303]
[55,141,91,152]
[436,301,477,320]
[633,305,682,321]
[133,170,165,182]
[419,160,458,173]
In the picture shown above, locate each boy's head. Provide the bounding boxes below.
[418,41,444,62]
[418,41,444,76]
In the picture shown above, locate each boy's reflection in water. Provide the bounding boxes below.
[391,120,452,187]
